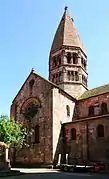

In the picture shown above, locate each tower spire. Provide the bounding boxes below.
[50,7,85,54]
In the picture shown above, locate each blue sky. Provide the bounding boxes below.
[0,0,109,115]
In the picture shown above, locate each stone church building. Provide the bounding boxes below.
[10,7,109,166]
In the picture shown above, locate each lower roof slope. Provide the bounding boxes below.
[78,83,109,100]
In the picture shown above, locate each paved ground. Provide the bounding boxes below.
[1,168,109,179]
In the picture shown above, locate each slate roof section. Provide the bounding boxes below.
[78,83,109,100]
[50,7,85,53]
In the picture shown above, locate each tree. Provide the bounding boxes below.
[0,115,28,148]
[0,115,29,169]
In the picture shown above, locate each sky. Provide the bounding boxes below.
[0,0,109,115]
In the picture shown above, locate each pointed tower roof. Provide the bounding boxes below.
[50,6,85,53]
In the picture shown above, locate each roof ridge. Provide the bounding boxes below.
[63,9,66,47]
[12,69,77,103]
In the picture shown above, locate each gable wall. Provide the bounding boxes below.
[10,73,53,166]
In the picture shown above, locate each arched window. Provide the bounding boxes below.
[82,75,87,86]
[58,56,61,65]
[75,71,79,81]
[59,72,62,82]
[81,57,84,66]
[34,125,40,143]
[81,57,86,69]
[71,71,74,81]
[66,105,70,116]
[52,74,55,83]
[67,71,70,80]
[67,52,71,64]
[97,124,104,138]
[101,103,107,114]
[84,61,87,70]
[71,128,76,140]
[88,106,94,116]
[53,57,57,67]
[73,53,78,64]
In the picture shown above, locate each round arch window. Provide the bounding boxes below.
[24,102,38,119]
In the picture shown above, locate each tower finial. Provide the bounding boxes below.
[64,6,68,11]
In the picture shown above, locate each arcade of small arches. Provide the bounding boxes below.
[51,70,87,87]
[51,51,87,70]
[52,71,62,84]
[51,50,87,86]
[88,102,108,116]
[70,124,105,140]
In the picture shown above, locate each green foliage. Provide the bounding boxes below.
[0,115,9,121]
[0,115,28,148]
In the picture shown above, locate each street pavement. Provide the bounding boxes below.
[1,168,109,179]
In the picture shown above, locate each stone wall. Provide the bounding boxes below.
[62,83,87,99]
[63,93,109,164]
[10,72,53,166]
[52,88,75,164]
[78,93,109,118]
[64,114,109,164]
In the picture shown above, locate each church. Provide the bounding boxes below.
[10,7,109,167]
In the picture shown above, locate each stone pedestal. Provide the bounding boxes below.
[0,144,11,170]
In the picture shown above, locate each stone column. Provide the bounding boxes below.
[77,51,81,65]
[62,67,66,82]
[63,51,67,64]
[79,72,82,83]
[71,53,73,64]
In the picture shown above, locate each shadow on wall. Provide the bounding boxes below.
[72,103,79,120]
[53,125,67,167]
[53,105,79,167]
